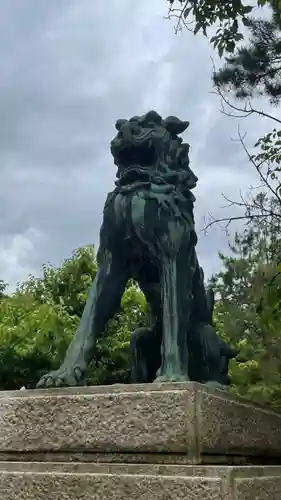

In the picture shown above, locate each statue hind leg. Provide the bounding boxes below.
[130,324,161,383]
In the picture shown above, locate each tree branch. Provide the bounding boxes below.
[164,0,193,33]
[238,127,281,203]
[203,212,277,234]
[211,59,281,124]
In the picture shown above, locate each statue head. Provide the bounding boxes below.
[110,110,193,183]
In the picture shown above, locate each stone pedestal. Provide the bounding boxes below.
[0,382,281,498]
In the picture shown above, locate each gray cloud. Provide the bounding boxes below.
[0,0,271,289]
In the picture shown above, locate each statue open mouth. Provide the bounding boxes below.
[117,142,156,169]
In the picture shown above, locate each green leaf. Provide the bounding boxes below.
[193,22,201,35]
[243,5,253,14]
[242,16,251,27]
[227,41,235,53]
[183,7,192,19]
[218,45,224,58]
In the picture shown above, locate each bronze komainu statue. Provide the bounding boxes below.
[37,110,237,389]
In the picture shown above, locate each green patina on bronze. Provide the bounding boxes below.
[36,110,237,389]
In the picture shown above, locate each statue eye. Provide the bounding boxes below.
[129,120,139,128]
[115,119,127,131]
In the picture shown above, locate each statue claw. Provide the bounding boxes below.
[36,366,84,389]
[36,375,52,389]
[55,377,65,387]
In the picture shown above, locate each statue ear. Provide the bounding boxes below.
[115,119,127,131]
[144,110,162,125]
[163,116,189,135]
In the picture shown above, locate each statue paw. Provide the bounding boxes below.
[154,373,190,383]
[205,380,227,392]
[36,366,84,389]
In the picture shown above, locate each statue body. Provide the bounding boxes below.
[37,111,237,389]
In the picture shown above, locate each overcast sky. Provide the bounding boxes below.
[0,0,271,290]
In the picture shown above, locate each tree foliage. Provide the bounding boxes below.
[0,292,78,389]
[166,0,276,56]
[200,1,281,231]
[212,1,281,182]
[166,1,281,228]
[213,1,281,101]
[19,246,98,318]
[211,194,281,409]
[0,280,8,299]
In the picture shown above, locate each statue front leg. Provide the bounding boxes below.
[154,236,195,383]
[36,251,129,388]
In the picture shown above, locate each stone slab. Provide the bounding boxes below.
[0,462,280,500]
[196,386,281,458]
[0,382,281,462]
[1,451,275,465]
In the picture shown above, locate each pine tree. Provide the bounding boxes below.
[211,194,281,408]
[213,0,281,103]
